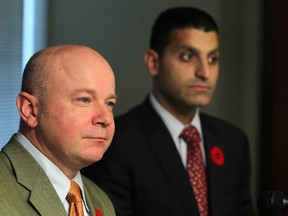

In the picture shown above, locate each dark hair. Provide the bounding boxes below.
[150,7,219,56]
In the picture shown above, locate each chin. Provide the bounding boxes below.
[84,148,105,162]
[83,155,103,167]
[195,98,211,107]
[198,102,209,107]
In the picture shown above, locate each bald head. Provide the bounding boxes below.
[21,45,113,104]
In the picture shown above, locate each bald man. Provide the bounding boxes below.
[0,45,117,216]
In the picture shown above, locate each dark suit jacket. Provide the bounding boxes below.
[0,135,116,216]
[82,97,254,216]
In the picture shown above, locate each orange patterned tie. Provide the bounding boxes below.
[66,180,84,216]
[180,125,208,216]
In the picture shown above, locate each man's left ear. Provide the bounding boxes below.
[144,49,160,76]
[16,92,39,128]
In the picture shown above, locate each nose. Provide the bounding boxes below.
[195,59,211,81]
[91,103,114,127]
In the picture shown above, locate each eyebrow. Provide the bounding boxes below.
[175,45,220,55]
[72,88,118,100]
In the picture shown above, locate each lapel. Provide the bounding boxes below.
[83,179,102,216]
[139,98,200,216]
[200,114,226,215]
[3,135,67,215]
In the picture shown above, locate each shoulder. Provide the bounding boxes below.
[116,104,143,124]
[0,151,15,182]
[0,140,18,184]
[200,113,251,165]
[200,112,250,152]
[200,112,247,137]
[115,97,162,133]
[0,152,26,212]
[116,98,152,123]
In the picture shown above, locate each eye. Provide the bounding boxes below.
[208,55,219,65]
[106,100,116,108]
[208,51,220,65]
[74,96,92,107]
[79,97,91,103]
[180,53,194,61]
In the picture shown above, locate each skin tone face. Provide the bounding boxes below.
[145,28,219,124]
[16,45,117,179]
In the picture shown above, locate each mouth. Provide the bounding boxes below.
[83,136,107,141]
[190,84,210,92]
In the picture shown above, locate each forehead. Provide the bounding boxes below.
[168,28,219,51]
[45,50,115,92]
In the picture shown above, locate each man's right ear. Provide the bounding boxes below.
[144,49,159,76]
[16,92,39,128]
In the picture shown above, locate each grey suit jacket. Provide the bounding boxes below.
[0,135,116,216]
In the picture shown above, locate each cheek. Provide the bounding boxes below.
[210,75,219,92]
[211,67,219,82]
[159,68,180,87]
[47,113,80,138]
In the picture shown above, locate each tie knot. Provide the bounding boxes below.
[180,125,201,145]
[66,180,83,203]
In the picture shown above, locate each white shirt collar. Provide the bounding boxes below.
[149,94,203,139]
[15,131,90,214]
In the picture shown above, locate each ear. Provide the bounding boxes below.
[144,49,160,76]
[16,92,39,128]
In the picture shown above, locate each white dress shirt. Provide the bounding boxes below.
[16,132,90,215]
[149,94,206,167]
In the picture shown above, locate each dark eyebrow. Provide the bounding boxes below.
[209,48,220,55]
[175,45,220,55]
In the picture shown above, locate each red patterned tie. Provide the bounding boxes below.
[66,180,84,216]
[180,125,208,216]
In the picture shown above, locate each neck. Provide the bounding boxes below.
[153,93,197,125]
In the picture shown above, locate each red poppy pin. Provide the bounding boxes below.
[95,209,103,216]
[210,146,224,166]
